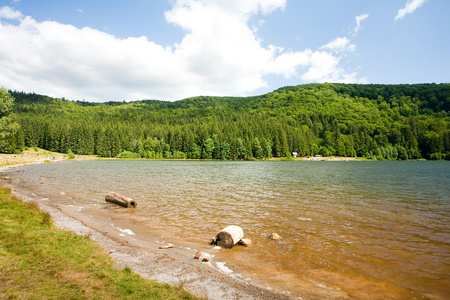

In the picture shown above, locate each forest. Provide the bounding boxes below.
[1,83,449,160]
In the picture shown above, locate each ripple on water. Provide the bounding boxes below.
[9,160,450,299]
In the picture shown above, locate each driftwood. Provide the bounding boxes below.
[211,225,244,249]
[105,192,137,208]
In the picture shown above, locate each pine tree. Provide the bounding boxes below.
[0,88,20,153]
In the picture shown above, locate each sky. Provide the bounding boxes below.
[0,0,448,102]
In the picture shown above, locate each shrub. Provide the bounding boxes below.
[67,150,75,159]
[116,151,141,159]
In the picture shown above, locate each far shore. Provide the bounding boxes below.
[0,148,97,168]
[1,148,365,169]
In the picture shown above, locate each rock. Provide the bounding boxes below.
[4,177,10,180]
[194,251,201,259]
[237,239,252,246]
[296,217,312,222]
[159,244,174,249]
[268,233,282,240]
[202,257,210,262]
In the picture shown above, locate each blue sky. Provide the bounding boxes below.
[0,0,448,101]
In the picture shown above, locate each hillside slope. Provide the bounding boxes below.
[9,83,450,160]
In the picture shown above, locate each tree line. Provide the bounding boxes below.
[2,83,449,160]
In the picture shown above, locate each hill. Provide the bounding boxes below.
[7,83,450,160]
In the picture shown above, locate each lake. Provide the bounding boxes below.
[8,160,450,299]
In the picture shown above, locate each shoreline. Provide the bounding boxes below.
[0,162,296,300]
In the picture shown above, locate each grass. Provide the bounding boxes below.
[0,187,201,300]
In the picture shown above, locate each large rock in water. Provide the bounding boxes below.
[212,225,244,249]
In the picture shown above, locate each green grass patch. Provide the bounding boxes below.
[0,187,201,299]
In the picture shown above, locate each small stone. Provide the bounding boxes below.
[238,238,252,246]
[202,257,210,262]
[4,177,10,180]
[159,244,174,249]
[268,233,282,240]
[194,251,201,259]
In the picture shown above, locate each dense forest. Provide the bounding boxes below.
[3,83,450,160]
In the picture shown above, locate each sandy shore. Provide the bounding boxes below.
[0,158,297,300]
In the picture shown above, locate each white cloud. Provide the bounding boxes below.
[0,6,23,19]
[395,0,428,21]
[0,2,365,101]
[353,14,369,35]
[320,37,355,53]
[302,51,367,84]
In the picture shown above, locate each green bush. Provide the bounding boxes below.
[67,150,75,159]
[116,151,141,159]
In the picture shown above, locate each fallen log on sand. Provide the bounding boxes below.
[105,192,137,208]
[210,225,244,249]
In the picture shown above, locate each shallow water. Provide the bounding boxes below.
[9,160,450,299]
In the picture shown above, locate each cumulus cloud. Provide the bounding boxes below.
[302,50,366,84]
[353,14,369,35]
[395,0,428,21]
[320,37,355,53]
[0,2,365,101]
[0,6,23,19]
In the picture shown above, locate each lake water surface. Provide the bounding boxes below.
[9,160,450,299]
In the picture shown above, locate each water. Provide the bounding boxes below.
[8,161,450,299]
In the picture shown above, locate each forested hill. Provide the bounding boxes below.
[9,83,450,160]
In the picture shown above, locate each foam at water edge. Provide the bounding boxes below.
[215,262,233,275]
[110,223,136,236]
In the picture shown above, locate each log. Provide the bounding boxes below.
[212,225,244,249]
[105,192,137,208]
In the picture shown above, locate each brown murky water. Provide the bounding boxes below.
[8,161,450,299]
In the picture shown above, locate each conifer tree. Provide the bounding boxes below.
[0,88,20,153]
